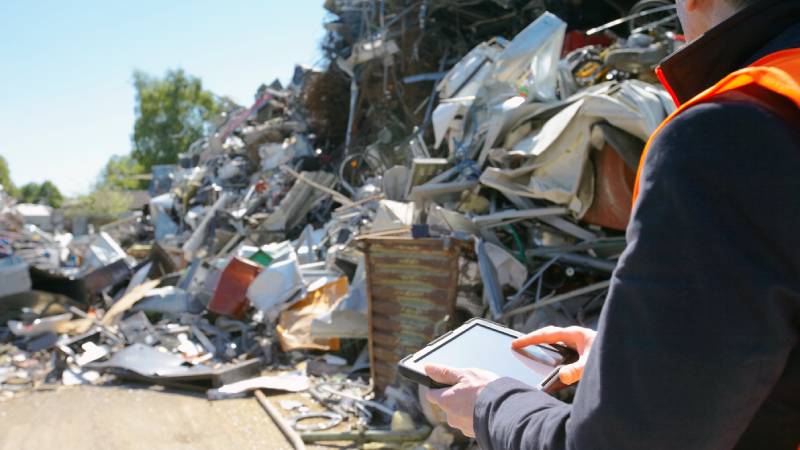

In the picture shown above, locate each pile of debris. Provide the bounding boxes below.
[1,3,681,447]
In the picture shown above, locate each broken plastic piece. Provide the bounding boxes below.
[208,374,310,400]
[247,253,304,321]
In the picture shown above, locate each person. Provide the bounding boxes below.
[423,0,800,448]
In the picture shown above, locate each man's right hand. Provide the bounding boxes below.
[511,326,597,385]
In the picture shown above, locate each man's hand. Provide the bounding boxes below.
[424,364,499,437]
[512,326,597,385]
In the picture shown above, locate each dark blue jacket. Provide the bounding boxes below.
[474,1,800,448]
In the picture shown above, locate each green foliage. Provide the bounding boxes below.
[65,187,132,219]
[37,181,63,208]
[131,69,222,171]
[17,181,63,208]
[98,154,147,190]
[19,182,41,203]
[0,155,17,197]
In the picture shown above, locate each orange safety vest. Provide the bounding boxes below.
[632,48,800,204]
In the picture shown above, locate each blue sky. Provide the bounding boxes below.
[0,0,327,196]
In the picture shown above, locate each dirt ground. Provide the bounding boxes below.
[0,385,295,450]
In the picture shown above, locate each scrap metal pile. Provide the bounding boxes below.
[0,1,681,447]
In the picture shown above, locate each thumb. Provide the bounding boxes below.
[558,356,587,385]
[425,364,462,385]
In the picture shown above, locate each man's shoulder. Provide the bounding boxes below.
[648,89,800,175]
[662,87,800,143]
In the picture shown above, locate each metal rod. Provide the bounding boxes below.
[544,253,617,274]
[525,238,627,258]
[300,426,432,444]
[254,390,306,450]
[282,165,355,207]
[538,216,597,241]
[344,78,359,154]
[472,207,569,227]
[586,4,677,35]
[502,281,612,319]
[630,13,679,34]
[319,385,394,417]
[507,256,561,305]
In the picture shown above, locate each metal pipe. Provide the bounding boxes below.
[502,281,612,319]
[506,256,561,307]
[525,238,627,258]
[472,207,569,228]
[300,426,432,444]
[586,4,677,35]
[344,78,359,155]
[477,238,505,320]
[254,390,306,450]
[547,253,617,274]
[319,385,394,417]
[630,13,679,34]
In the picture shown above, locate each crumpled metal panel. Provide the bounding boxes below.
[87,343,262,391]
[360,237,466,394]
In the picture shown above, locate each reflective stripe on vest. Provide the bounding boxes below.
[632,48,800,205]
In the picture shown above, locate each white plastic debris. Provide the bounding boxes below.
[75,342,111,367]
[246,250,305,321]
[62,367,101,386]
[207,374,310,400]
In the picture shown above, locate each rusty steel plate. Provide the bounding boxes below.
[359,237,468,394]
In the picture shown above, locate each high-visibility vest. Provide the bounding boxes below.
[632,48,800,204]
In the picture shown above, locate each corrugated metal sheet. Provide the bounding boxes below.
[360,237,467,394]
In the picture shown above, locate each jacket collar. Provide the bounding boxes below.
[658,0,800,105]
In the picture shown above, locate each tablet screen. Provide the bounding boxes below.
[413,322,563,387]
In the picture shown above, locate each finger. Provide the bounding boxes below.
[462,425,476,438]
[512,327,576,349]
[446,417,461,432]
[425,364,462,385]
[558,355,588,385]
[447,414,475,438]
[448,417,475,438]
[425,387,446,406]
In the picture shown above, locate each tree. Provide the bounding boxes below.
[17,181,63,208]
[19,182,40,204]
[98,154,147,190]
[37,181,63,208]
[131,69,222,170]
[0,155,17,197]
[65,187,132,219]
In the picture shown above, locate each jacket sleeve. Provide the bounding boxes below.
[473,98,800,450]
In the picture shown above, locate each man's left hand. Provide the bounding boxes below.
[424,364,499,437]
